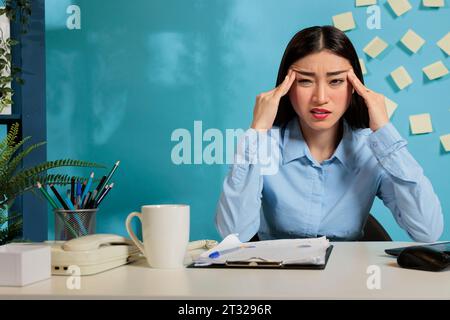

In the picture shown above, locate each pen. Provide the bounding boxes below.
[92,175,106,199]
[70,177,75,204]
[95,183,114,207]
[95,161,120,201]
[86,189,98,209]
[81,172,94,204]
[208,245,255,259]
[76,181,82,208]
[64,192,88,235]
[81,180,86,195]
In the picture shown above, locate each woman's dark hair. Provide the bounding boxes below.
[273,25,369,129]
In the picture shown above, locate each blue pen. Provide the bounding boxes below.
[208,245,255,259]
[76,181,82,197]
[81,172,94,204]
[63,193,88,235]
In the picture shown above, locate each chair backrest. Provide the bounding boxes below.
[360,213,392,241]
[249,213,392,242]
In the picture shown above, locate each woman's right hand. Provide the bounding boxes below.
[250,69,296,131]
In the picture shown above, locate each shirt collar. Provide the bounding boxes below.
[281,118,355,172]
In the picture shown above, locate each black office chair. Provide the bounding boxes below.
[360,213,392,241]
[249,213,392,242]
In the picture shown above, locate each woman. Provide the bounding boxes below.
[215,26,443,242]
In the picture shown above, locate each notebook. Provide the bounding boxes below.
[188,234,333,270]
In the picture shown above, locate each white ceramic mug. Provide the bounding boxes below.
[125,204,190,269]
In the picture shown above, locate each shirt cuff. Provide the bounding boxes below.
[368,122,407,159]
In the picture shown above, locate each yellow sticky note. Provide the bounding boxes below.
[356,0,377,6]
[440,134,450,152]
[359,58,367,75]
[387,0,412,16]
[384,96,398,119]
[390,66,413,90]
[401,29,425,53]
[422,60,449,80]
[332,12,356,32]
[423,0,445,7]
[363,36,388,58]
[437,32,450,56]
[410,113,433,134]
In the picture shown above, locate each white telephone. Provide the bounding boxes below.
[50,234,218,276]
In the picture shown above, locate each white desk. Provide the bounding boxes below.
[0,242,449,299]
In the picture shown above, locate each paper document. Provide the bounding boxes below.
[194,234,330,266]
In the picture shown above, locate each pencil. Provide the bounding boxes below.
[95,183,114,207]
[93,175,106,198]
[63,193,88,235]
[82,191,91,209]
[49,184,69,210]
[95,161,120,201]
[86,189,98,209]
[36,182,58,209]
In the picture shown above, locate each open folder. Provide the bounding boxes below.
[188,234,333,270]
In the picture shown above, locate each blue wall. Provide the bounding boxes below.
[45,0,449,241]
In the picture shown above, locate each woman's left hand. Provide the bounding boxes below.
[347,69,389,132]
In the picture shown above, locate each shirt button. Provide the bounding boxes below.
[371,142,378,148]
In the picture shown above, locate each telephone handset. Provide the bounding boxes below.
[62,234,135,252]
[51,234,218,275]
[51,234,141,276]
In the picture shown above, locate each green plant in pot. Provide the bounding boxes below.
[0,123,105,244]
[0,0,32,113]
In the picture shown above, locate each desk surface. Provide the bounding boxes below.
[1,241,449,300]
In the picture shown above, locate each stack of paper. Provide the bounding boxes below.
[194,234,330,266]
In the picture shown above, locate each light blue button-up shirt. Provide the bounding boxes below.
[215,118,443,242]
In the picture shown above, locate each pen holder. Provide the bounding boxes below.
[54,208,98,241]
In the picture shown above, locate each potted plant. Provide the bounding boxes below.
[0,123,104,244]
[0,0,32,113]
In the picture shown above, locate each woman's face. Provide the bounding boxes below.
[288,50,353,132]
